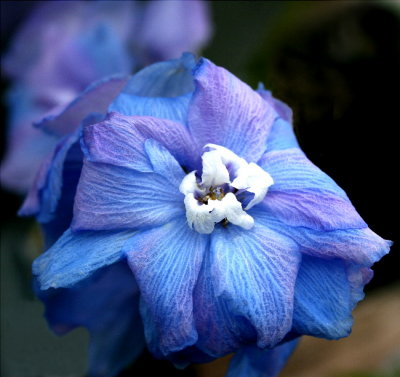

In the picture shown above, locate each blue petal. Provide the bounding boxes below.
[112,52,196,98]
[73,138,186,231]
[227,339,300,377]
[36,262,144,377]
[264,118,299,152]
[33,228,134,290]
[193,244,256,357]
[188,58,278,162]
[252,209,391,267]
[20,116,103,247]
[194,222,301,356]
[109,93,192,125]
[36,75,129,137]
[293,255,354,339]
[81,112,199,173]
[258,148,366,230]
[257,85,293,124]
[109,53,196,123]
[124,219,208,358]
[19,127,82,223]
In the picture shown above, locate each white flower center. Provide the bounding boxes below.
[179,144,274,234]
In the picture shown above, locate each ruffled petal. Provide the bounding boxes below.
[109,53,195,124]
[258,148,366,230]
[227,339,300,377]
[257,85,293,124]
[82,112,199,173]
[138,1,211,62]
[193,245,256,357]
[188,58,277,162]
[36,75,129,137]
[33,228,134,290]
[252,209,391,267]
[252,209,390,340]
[194,222,300,356]
[124,219,208,358]
[73,139,186,231]
[36,262,144,377]
[292,255,369,339]
[112,52,196,98]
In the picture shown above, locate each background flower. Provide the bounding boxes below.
[0,0,212,194]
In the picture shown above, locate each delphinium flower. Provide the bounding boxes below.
[28,54,391,377]
[0,0,211,194]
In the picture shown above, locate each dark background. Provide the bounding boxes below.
[1,1,399,377]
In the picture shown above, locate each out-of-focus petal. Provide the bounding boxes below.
[137,1,212,62]
[73,139,185,231]
[124,219,208,358]
[0,87,58,193]
[36,262,144,377]
[188,58,277,162]
[36,75,129,137]
[33,228,134,290]
[227,339,300,377]
[258,148,366,230]
[3,1,134,93]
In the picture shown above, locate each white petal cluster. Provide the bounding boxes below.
[179,144,273,234]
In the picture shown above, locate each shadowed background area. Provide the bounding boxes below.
[1,1,399,377]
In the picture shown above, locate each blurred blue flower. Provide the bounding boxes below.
[1,0,212,193]
[29,54,391,377]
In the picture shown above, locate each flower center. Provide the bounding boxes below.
[179,144,274,234]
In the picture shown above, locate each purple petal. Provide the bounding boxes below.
[285,226,391,267]
[259,148,366,230]
[36,75,129,137]
[0,111,58,194]
[137,0,212,63]
[188,58,277,162]
[82,112,200,173]
[257,85,293,124]
[227,339,300,377]
[4,1,134,96]
[252,209,391,267]
[194,222,300,356]
[73,139,186,231]
[36,262,144,377]
[124,219,208,358]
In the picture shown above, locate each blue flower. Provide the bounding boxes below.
[30,54,391,377]
[1,0,212,193]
